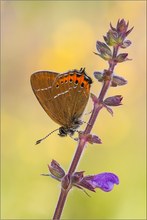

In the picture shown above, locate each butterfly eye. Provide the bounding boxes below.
[69,78,73,83]
[56,84,59,88]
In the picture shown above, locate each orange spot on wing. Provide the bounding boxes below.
[77,75,84,84]
[63,76,68,82]
[69,74,76,82]
[72,74,77,81]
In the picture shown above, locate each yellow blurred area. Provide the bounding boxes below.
[1,1,146,219]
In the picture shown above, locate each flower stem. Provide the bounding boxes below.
[52,81,111,220]
[52,189,68,220]
[52,41,120,220]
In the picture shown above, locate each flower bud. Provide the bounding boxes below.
[106,19,133,46]
[104,30,119,46]
[121,40,132,48]
[104,95,123,106]
[116,19,128,34]
[86,134,102,144]
[111,74,127,87]
[110,19,133,38]
[95,41,112,60]
[48,160,65,179]
[115,53,129,63]
[93,71,104,82]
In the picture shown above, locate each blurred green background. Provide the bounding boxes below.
[1,1,146,219]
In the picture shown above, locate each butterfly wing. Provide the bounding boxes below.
[51,69,91,127]
[31,69,91,128]
[30,71,64,125]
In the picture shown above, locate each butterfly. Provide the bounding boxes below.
[30,68,92,144]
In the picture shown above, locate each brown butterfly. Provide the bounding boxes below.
[30,68,92,144]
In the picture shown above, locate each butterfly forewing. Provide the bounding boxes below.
[30,71,64,125]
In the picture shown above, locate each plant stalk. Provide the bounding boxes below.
[52,80,111,220]
[53,189,68,220]
[52,45,119,220]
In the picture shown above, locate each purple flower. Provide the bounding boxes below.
[44,161,119,193]
[104,95,123,106]
[85,172,119,192]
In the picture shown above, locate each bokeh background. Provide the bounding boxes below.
[1,1,146,219]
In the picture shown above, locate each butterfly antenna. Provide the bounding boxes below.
[35,128,59,145]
